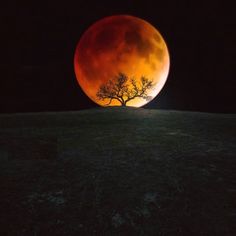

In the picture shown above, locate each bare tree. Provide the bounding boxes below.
[96,73,154,106]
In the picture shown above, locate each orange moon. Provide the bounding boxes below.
[74,15,170,107]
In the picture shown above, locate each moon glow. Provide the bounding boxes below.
[74,15,170,107]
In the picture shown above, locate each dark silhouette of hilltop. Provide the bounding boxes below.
[0,107,235,235]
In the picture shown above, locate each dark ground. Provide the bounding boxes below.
[0,107,235,235]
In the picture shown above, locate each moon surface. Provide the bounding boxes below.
[74,15,170,107]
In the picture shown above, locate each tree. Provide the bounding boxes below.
[96,73,154,106]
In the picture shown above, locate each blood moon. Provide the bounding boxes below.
[74,15,170,107]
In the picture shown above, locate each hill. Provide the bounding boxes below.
[0,108,235,235]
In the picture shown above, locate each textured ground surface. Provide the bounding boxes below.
[0,108,235,235]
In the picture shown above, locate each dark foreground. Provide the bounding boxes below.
[0,108,235,235]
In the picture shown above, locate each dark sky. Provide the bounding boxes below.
[1,0,235,113]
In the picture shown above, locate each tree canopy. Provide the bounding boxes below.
[96,73,154,106]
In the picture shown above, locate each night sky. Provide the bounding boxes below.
[1,1,235,113]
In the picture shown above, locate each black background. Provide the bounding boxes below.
[1,0,235,113]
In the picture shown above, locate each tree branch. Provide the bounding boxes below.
[96,73,154,106]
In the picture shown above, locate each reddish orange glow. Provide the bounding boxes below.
[74,15,170,107]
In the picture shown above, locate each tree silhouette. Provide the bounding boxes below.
[96,73,154,106]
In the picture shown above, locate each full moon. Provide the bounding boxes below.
[74,15,170,107]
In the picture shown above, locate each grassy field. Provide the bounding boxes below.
[0,107,235,235]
